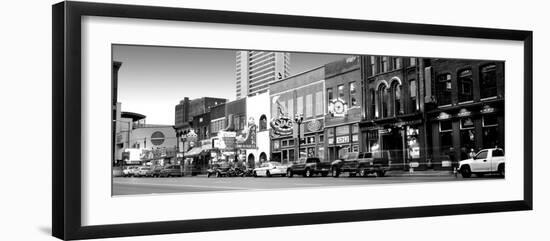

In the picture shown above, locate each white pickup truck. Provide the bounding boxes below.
[457,148,505,178]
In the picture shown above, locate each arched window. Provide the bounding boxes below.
[259,114,267,131]
[369,89,376,119]
[377,84,389,118]
[391,81,402,116]
[458,69,473,102]
[480,64,497,99]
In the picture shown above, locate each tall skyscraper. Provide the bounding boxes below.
[235,51,290,99]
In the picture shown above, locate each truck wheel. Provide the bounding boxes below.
[207,173,211,178]
[305,169,313,177]
[460,165,472,178]
[287,169,293,177]
[332,168,340,178]
[498,164,505,177]
[253,171,257,177]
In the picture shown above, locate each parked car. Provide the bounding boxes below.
[147,165,164,177]
[331,151,391,177]
[252,162,287,177]
[134,166,152,177]
[159,165,183,177]
[287,157,331,177]
[122,166,140,177]
[457,148,505,178]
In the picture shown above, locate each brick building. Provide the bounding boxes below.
[269,66,325,163]
[424,59,505,168]
[323,56,363,161]
[359,56,428,170]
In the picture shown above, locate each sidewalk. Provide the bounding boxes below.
[386,169,455,177]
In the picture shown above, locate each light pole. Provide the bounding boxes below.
[294,113,304,161]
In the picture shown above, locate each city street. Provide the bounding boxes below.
[113,174,502,195]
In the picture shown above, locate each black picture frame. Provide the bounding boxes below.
[52,1,533,240]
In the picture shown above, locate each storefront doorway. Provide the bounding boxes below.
[381,128,405,169]
[247,154,255,168]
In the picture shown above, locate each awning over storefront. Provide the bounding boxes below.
[184,147,202,157]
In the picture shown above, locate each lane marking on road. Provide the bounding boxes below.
[113,181,265,191]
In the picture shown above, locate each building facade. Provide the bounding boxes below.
[242,92,271,167]
[269,66,325,164]
[236,51,290,99]
[425,59,505,168]
[114,108,177,166]
[324,56,363,161]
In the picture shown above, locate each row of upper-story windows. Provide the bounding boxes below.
[326,81,359,109]
[368,56,416,76]
[435,64,498,106]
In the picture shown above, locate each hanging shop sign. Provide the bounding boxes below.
[270,116,294,136]
[457,108,472,117]
[236,118,258,149]
[436,112,452,120]
[336,136,350,144]
[305,119,324,133]
[328,98,348,117]
[481,105,496,114]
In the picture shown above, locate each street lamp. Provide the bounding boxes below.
[294,113,304,161]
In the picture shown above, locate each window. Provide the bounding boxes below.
[287,99,294,117]
[305,94,313,117]
[436,73,452,106]
[349,82,358,107]
[259,115,267,131]
[392,57,402,69]
[440,120,453,155]
[335,125,349,136]
[296,96,304,116]
[409,57,416,66]
[458,69,473,102]
[367,130,379,152]
[319,134,324,143]
[480,64,498,98]
[370,56,377,75]
[493,149,504,157]
[409,79,418,112]
[337,85,345,100]
[327,88,333,101]
[369,89,376,119]
[475,151,488,159]
[315,91,323,116]
[391,81,402,116]
[381,56,389,72]
[377,84,389,118]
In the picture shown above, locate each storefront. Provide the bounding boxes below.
[428,102,504,169]
[359,115,425,170]
[325,124,359,161]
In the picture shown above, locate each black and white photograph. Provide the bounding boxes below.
[111,45,506,196]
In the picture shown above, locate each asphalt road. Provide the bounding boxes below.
[113,174,502,196]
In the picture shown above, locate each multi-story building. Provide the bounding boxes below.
[236,51,290,99]
[324,56,363,161]
[114,107,177,166]
[174,97,226,152]
[242,92,271,167]
[424,59,505,168]
[269,66,325,164]
[359,56,428,170]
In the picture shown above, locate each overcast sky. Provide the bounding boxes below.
[113,45,349,124]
